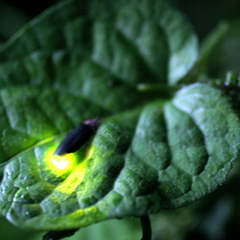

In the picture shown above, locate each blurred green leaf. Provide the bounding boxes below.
[63,218,142,240]
[0,217,42,240]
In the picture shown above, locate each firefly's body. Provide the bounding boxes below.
[55,118,99,156]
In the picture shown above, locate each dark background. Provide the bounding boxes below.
[1,0,240,40]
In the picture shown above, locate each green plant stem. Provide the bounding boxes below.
[137,83,180,96]
[198,21,229,67]
[180,21,229,85]
[140,215,152,240]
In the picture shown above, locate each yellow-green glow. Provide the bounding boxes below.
[42,144,95,190]
[43,147,77,175]
[56,161,88,195]
[52,155,74,170]
[41,145,96,197]
[56,146,95,193]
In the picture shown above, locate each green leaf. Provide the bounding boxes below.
[0,0,238,234]
[1,83,240,230]
[63,218,142,240]
[0,0,198,86]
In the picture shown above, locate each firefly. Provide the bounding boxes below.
[55,118,100,156]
